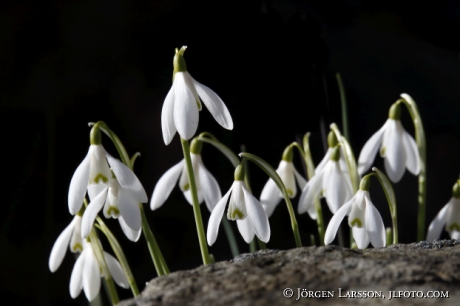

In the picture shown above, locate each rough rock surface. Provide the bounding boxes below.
[118,240,460,305]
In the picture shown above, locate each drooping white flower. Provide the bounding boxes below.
[150,151,221,213]
[81,175,143,242]
[69,240,129,301]
[207,164,270,245]
[49,215,83,273]
[260,160,307,217]
[161,46,233,145]
[68,144,147,216]
[426,182,460,241]
[324,189,386,249]
[298,146,353,219]
[357,103,420,183]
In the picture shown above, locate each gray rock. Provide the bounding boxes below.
[118,240,460,305]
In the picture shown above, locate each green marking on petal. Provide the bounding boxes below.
[448,223,460,232]
[350,218,363,228]
[107,206,120,216]
[231,208,244,220]
[92,173,108,184]
[72,243,83,253]
[380,147,386,157]
[183,182,190,191]
[287,189,294,197]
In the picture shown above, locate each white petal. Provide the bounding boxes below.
[69,252,84,298]
[227,181,247,220]
[193,76,233,130]
[87,183,107,202]
[117,188,141,231]
[293,167,308,190]
[119,217,141,242]
[68,148,91,214]
[260,178,281,217]
[324,200,352,245]
[207,185,233,246]
[324,162,348,214]
[383,120,406,183]
[104,252,129,289]
[357,121,387,175]
[173,72,199,140]
[82,245,101,301]
[352,226,370,249]
[426,201,451,241]
[49,217,77,272]
[182,72,201,109]
[70,215,83,253]
[106,153,148,203]
[150,160,184,210]
[298,171,323,217]
[279,161,297,198]
[243,185,270,243]
[364,196,386,248]
[402,129,420,175]
[236,218,255,243]
[161,86,176,145]
[196,159,222,212]
[81,187,108,239]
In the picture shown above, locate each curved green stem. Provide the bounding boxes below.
[398,94,426,242]
[180,137,211,265]
[239,152,302,248]
[95,217,139,296]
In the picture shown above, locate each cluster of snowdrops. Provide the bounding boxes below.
[48,46,460,304]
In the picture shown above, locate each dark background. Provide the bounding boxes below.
[2,0,460,305]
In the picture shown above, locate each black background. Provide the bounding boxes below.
[2,0,460,305]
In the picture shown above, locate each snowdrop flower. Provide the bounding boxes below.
[260,145,307,217]
[324,177,386,249]
[70,240,129,301]
[358,103,420,183]
[150,138,221,213]
[68,125,147,240]
[298,146,353,219]
[49,215,83,273]
[207,164,270,245]
[426,181,460,241]
[161,46,233,145]
[81,174,143,242]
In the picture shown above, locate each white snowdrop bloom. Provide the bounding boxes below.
[150,146,221,213]
[298,146,353,219]
[324,188,386,249]
[68,143,147,218]
[207,164,270,245]
[49,215,83,273]
[260,147,307,217]
[161,46,233,145]
[427,182,460,241]
[81,175,143,242]
[69,240,129,302]
[357,103,420,183]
